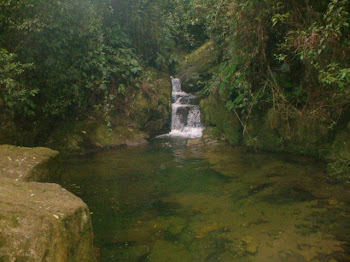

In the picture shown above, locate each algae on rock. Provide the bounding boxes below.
[178,41,218,93]
[45,69,171,154]
[0,179,95,262]
[46,121,149,154]
[200,92,242,145]
[130,69,172,136]
[0,145,96,262]
[0,145,59,182]
[327,125,350,180]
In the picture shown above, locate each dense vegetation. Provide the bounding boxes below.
[2,0,348,119]
[0,0,191,125]
[214,0,349,120]
[1,0,349,174]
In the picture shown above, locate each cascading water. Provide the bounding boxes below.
[167,77,204,138]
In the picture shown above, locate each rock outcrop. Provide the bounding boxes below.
[0,145,96,262]
[45,69,171,154]
[181,41,349,180]
[46,122,149,154]
[130,69,172,136]
[177,41,218,93]
[0,145,59,182]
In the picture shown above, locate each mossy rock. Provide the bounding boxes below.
[329,129,350,161]
[202,127,226,145]
[266,109,331,157]
[326,127,350,180]
[242,108,331,156]
[243,110,284,152]
[200,92,242,145]
[46,121,95,154]
[149,240,192,262]
[0,145,95,261]
[130,69,171,136]
[0,178,95,262]
[178,41,218,93]
[0,145,59,182]
[93,125,149,148]
[47,121,149,154]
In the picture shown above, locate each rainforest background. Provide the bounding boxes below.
[0,0,349,178]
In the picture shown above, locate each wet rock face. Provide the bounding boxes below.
[175,106,191,127]
[200,92,242,145]
[177,41,218,93]
[130,69,172,137]
[0,145,96,262]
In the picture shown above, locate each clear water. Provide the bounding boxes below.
[54,139,350,261]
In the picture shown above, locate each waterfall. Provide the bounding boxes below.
[167,77,204,138]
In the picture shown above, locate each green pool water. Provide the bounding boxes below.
[55,138,350,261]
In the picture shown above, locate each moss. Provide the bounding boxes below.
[47,121,149,154]
[199,95,332,159]
[93,125,148,148]
[178,41,218,93]
[203,127,224,141]
[150,240,191,262]
[0,146,95,261]
[46,121,94,153]
[326,128,350,180]
[243,111,284,152]
[130,69,171,136]
[0,145,59,182]
[265,109,331,157]
[200,93,242,145]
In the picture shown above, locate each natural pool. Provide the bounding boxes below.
[54,138,350,261]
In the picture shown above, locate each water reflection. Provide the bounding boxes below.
[55,139,350,261]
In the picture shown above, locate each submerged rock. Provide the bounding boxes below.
[242,236,260,254]
[149,240,191,262]
[0,145,96,261]
[116,245,150,262]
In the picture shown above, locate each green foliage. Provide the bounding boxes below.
[196,0,349,124]
[0,49,36,117]
[1,0,349,138]
[0,0,209,124]
[275,0,350,112]
[216,62,250,112]
[328,159,350,182]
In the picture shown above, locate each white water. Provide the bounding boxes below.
[160,77,204,138]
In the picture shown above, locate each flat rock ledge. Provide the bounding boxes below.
[0,145,96,262]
